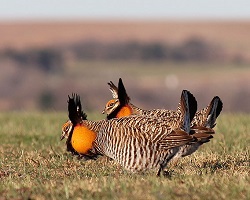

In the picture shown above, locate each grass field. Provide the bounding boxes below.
[0,112,249,199]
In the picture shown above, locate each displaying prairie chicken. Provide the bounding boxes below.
[105,80,200,130]
[102,78,223,161]
[103,78,222,129]
[61,93,200,176]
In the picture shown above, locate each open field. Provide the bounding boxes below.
[0,21,250,55]
[1,60,250,112]
[0,20,250,112]
[0,112,249,199]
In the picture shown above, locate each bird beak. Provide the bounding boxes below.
[60,133,65,140]
[102,109,105,114]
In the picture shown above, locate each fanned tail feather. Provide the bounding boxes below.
[179,90,197,133]
[205,96,223,128]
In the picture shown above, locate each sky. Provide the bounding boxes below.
[0,0,250,20]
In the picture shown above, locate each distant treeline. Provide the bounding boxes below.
[1,48,63,73]
[70,38,223,61]
[0,37,245,72]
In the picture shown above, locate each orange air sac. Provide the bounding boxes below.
[116,106,132,118]
[71,126,96,154]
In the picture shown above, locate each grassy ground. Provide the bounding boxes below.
[0,112,249,200]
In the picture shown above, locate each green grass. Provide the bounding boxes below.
[0,112,249,199]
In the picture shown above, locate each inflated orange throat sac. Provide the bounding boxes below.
[71,125,96,154]
[116,105,132,118]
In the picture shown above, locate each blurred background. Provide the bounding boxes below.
[0,0,250,114]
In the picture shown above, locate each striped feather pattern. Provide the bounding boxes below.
[105,79,197,129]
[88,115,195,173]
[64,94,196,175]
[103,78,222,162]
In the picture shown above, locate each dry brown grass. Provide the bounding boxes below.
[0,112,249,199]
[0,20,250,55]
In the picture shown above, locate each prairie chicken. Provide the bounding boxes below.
[61,88,198,143]
[102,78,222,160]
[104,79,199,129]
[103,78,222,129]
[61,93,199,176]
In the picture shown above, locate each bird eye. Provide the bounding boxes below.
[109,103,114,107]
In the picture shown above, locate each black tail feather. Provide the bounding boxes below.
[214,96,223,119]
[206,96,223,128]
[180,90,197,133]
[185,90,197,122]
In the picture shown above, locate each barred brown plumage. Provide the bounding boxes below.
[61,120,73,141]
[102,78,222,162]
[103,78,222,129]
[104,79,198,129]
[61,93,197,176]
